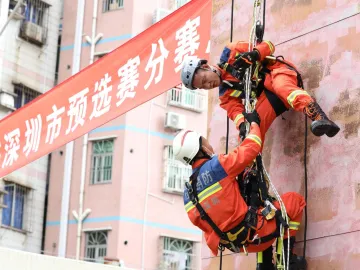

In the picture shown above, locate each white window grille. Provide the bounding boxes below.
[90,139,114,184]
[167,86,206,113]
[163,146,192,194]
[19,0,50,46]
[175,0,190,9]
[103,0,124,12]
[0,188,8,209]
[1,183,33,232]
[159,237,195,270]
[85,231,108,263]
[14,83,41,109]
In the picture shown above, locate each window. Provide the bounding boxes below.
[1,183,29,230]
[24,0,48,26]
[0,188,7,209]
[90,139,114,184]
[167,85,206,113]
[95,52,108,62]
[160,237,194,270]
[19,0,50,46]
[14,83,41,109]
[175,0,189,9]
[85,231,108,263]
[163,146,192,193]
[103,0,124,12]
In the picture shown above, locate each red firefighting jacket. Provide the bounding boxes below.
[217,41,277,129]
[183,123,262,255]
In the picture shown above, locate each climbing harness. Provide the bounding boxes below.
[185,158,289,255]
[220,0,297,269]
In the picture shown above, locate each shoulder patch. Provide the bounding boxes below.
[183,157,228,205]
[219,83,229,97]
[220,47,231,63]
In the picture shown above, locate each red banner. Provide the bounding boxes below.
[0,0,212,178]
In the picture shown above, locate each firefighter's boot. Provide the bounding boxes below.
[256,246,275,270]
[280,237,307,270]
[303,101,340,137]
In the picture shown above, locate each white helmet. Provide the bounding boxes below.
[172,130,201,165]
[181,57,208,90]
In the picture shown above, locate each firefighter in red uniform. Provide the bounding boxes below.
[180,40,340,144]
[173,111,307,269]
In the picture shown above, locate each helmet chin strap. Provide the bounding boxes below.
[201,146,215,159]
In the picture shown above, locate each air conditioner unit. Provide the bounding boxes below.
[153,8,172,24]
[164,112,186,130]
[21,21,45,45]
[0,91,15,109]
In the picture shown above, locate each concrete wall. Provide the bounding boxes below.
[204,0,360,269]
[0,0,62,253]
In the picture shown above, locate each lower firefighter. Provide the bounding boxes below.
[173,111,307,269]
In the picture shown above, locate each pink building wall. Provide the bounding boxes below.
[203,0,360,269]
[45,0,204,269]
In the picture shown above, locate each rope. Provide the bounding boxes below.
[303,89,308,259]
[243,1,290,269]
[221,0,235,268]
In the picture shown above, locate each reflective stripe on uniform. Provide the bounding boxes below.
[226,226,245,242]
[257,252,263,263]
[289,221,300,230]
[246,134,262,147]
[264,40,275,54]
[185,182,222,212]
[287,90,310,108]
[276,237,283,255]
[230,90,242,97]
[234,114,244,126]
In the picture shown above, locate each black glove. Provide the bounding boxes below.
[242,110,261,126]
[233,50,260,70]
[239,122,247,141]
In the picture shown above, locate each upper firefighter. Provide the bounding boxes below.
[180,40,340,138]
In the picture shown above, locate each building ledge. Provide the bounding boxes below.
[0,225,28,235]
[162,188,183,196]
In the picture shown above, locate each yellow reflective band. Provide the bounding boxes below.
[277,237,283,255]
[185,182,222,212]
[287,90,310,108]
[264,40,275,54]
[289,221,300,230]
[226,226,245,242]
[257,252,263,263]
[234,114,244,126]
[246,134,262,147]
[230,90,242,97]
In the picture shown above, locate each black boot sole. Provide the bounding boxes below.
[311,121,340,137]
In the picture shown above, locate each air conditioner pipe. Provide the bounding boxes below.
[0,0,23,37]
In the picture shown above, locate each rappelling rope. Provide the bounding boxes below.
[243,1,290,269]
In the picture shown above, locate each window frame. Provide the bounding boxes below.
[163,145,192,194]
[84,230,108,263]
[13,83,41,110]
[23,0,50,27]
[1,183,30,231]
[90,139,114,185]
[160,236,195,270]
[102,0,124,12]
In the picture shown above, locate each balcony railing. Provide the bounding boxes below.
[167,87,206,113]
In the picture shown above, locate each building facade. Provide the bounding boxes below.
[204,0,360,269]
[45,0,206,269]
[0,0,62,253]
